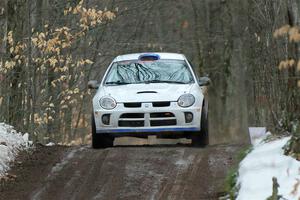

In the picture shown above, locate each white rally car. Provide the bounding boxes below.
[88,53,210,148]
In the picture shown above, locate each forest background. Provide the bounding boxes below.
[0,0,299,145]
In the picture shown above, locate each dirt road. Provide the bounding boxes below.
[0,142,243,200]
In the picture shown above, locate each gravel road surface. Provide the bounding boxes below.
[0,140,244,200]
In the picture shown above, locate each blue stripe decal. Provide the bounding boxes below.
[96,127,200,133]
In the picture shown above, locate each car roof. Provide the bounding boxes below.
[113,52,186,62]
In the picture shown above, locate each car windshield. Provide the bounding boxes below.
[104,59,194,85]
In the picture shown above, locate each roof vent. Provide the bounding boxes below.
[138,53,160,61]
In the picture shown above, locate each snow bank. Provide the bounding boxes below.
[248,127,268,146]
[236,136,300,200]
[0,123,31,177]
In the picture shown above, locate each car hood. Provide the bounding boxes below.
[97,83,194,102]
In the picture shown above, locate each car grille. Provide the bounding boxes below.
[118,112,177,127]
[123,103,142,108]
[119,113,145,127]
[119,120,144,127]
[152,101,170,107]
[123,102,171,108]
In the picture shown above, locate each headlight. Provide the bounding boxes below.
[177,94,195,107]
[100,97,117,110]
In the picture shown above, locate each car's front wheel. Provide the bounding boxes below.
[191,105,209,147]
[91,114,114,149]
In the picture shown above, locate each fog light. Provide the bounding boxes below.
[184,112,193,123]
[102,114,110,125]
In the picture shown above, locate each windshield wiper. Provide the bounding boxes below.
[105,81,131,85]
[140,80,188,84]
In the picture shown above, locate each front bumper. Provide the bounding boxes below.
[94,101,202,134]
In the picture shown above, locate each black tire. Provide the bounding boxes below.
[91,114,114,149]
[191,105,209,147]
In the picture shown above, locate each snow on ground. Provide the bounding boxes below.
[0,123,31,177]
[236,136,300,200]
[45,142,55,146]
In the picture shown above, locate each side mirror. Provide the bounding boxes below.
[199,77,211,86]
[88,80,99,89]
